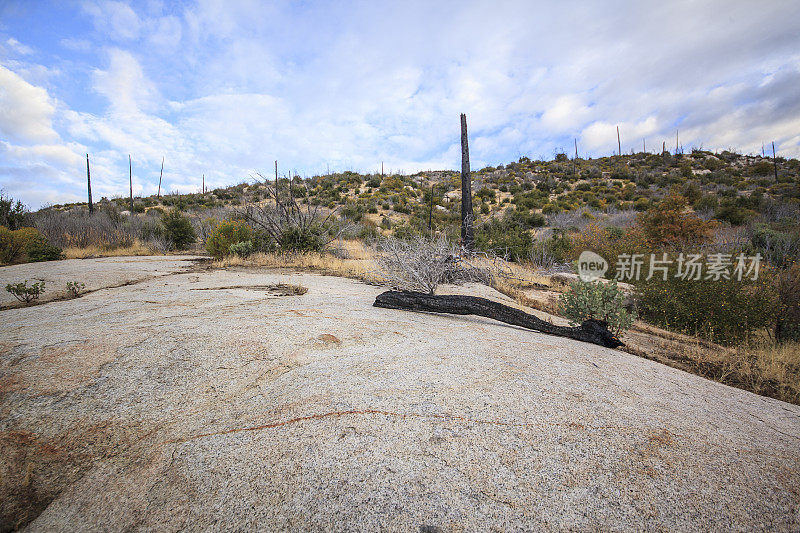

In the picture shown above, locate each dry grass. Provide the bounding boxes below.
[215,240,383,284]
[266,283,308,296]
[624,328,800,405]
[63,240,159,259]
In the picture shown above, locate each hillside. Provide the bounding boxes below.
[47,150,800,235]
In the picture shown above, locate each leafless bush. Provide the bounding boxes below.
[189,206,236,244]
[373,234,493,294]
[548,207,637,231]
[32,205,166,250]
[762,200,800,224]
[236,174,349,251]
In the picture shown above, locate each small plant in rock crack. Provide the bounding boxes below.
[5,280,46,303]
[66,281,86,297]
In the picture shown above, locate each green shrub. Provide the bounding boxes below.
[66,281,86,297]
[559,279,635,336]
[25,234,64,262]
[776,264,800,342]
[5,280,45,303]
[0,192,28,230]
[635,264,777,345]
[278,225,325,252]
[714,200,752,225]
[0,226,47,264]
[0,226,26,264]
[162,210,196,250]
[206,220,252,259]
[229,240,254,257]
[475,216,531,261]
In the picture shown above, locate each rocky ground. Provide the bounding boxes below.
[1,257,799,531]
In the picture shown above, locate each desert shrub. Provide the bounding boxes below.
[391,222,423,241]
[5,280,45,303]
[559,279,635,336]
[638,194,715,247]
[694,194,719,211]
[25,233,64,262]
[530,231,573,271]
[477,187,496,202]
[0,227,49,263]
[278,224,325,252]
[340,203,364,222]
[776,264,800,343]
[750,223,800,266]
[542,203,560,215]
[161,210,196,250]
[751,161,774,176]
[475,222,530,261]
[0,192,29,230]
[568,222,649,266]
[475,210,540,261]
[206,219,252,259]
[229,240,254,257]
[0,226,27,264]
[635,265,777,345]
[714,200,752,226]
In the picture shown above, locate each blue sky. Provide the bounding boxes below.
[1,0,799,208]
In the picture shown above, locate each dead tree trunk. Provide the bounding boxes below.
[374,290,624,348]
[772,141,778,181]
[157,156,164,199]
[428,184,434,231]
[129,154,134,212]
[616,125,621,156]
[460,113,474,251]
[86,154,93,214]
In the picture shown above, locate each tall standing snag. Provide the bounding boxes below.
[129,154,134,212]
[274,160,279,212]
[772,142,779,181]
[157,156,164,199]
[460,113,474,251]
[616,126,621,156]
[86,154,93,214]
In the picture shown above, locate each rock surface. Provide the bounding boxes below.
[0,257,798,531]
[0,255,203,308]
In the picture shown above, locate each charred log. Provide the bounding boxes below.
[374,290,624,349]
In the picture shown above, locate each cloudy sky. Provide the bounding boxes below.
[1,0,799,208]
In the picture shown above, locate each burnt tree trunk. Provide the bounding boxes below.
[129,154,134,212]
[772,141,778,181]
[86,153,93,214]
[158,156,164,199]
[374,290,624,349]
[460,113,474,251]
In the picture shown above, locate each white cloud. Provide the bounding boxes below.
[2,0,800,208]
[5,38,33,55]
[92,48,159,113]
[0,65,59,143]
[60,38,92,52]
[82,0,142,41]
